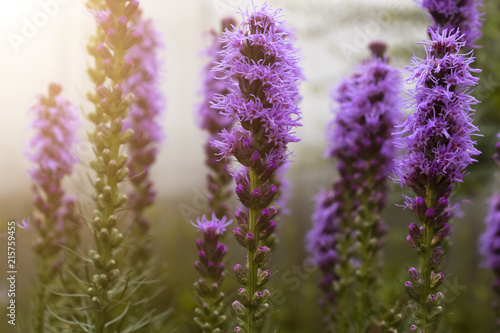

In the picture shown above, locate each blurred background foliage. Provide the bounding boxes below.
[1,1,499,332]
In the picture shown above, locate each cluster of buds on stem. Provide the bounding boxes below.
[192,214,232,332]
[85,0,142,331]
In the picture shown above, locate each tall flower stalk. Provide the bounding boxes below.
[27,83,80,332]
[85,0,142,331]
[480,134,500,330]
[395,29,480,333]
[420,0,484,48]
[192,214,232,332]
[198,17,237,219]
[123,9,164,272]
[192,17,235,332]
[307,42,401,333]
[212,3,301,332]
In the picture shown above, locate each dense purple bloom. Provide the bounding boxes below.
[420,0,484,48]
[192,214,232,331]
[198,17,237,219]
[394,29,480,332]
[307,42,401,330]
[212,3,301,165]
[123,12,164,268]
[211,3,301,331]
[395,29,480,195]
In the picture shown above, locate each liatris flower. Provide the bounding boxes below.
[212,3,301,332]
[27,82,79,332]
[84,0,142,331]
[123,10,164,271]
[198,17,236,219]
[420,0,483,48]
[192,214,232,332]
[307,42,401,332]
[480,134,500,328]
[395,29,480,332]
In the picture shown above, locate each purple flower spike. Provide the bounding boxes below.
[212,4,301,166]
[420,0,484,48]
[123,12,165,270]
[27,83,80,331]
[395,28,480,332]
[481,135,500,326]
[28,83,79,183]
[198,17,237,219]
[308,41,401,331]
[211,3,301,331]
[192,213,232,331]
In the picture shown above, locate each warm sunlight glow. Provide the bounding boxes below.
[0,1,30,30]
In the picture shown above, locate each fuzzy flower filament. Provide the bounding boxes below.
[85,0,141,331]
[307,42,401,332]
[420,0,483,48]
[395,29,480,332]
[27,83,80,332]
[192,214,232,332]
[212,3,301,332]
[198,17,237,219]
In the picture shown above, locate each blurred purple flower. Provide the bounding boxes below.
[481,134,500,322]
[481,193,500,275]
[307,41,401,330]
[198,17,237,219]
[26,83,80,331]
[123,12,164,267]
[28,83,79,185]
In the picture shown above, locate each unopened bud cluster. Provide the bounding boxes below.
[85,0,142,330]
[192,214,232,332]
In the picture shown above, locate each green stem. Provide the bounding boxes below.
[91,9,128,332]
[356,224,374,333]
[419,185,436,333]
[247,168,260,333]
